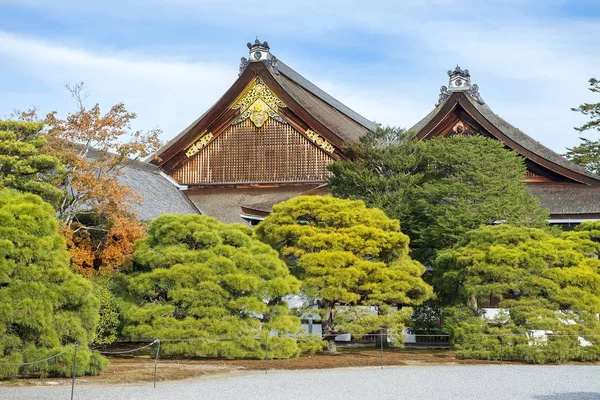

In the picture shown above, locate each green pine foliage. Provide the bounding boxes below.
[0,189,106,378]
[566,78,600,175]
[435,224,600,363]
[328,132,549,264]
[120,214,301,359]
[0,120,63,204]
[256,196,433,349]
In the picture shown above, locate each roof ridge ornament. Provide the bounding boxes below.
[239,38,280,76]
[436,65,485,106]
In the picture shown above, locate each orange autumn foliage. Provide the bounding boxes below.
[41,83,162,276]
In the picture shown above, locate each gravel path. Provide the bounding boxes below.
[2,365,600,400]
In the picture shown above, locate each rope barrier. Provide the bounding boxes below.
[81,339,159,355]
[158,336,262,342]
[0,346,73,366]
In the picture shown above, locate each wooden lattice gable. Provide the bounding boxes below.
[410,66,600,185]
[172,116,337,185]
[153,41,374,183]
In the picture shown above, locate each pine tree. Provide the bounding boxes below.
[434,224,600,363]
[0,189,106,378]
[566,78,600,175]
[0,120,63,204]
[256,196,433,351]
[121,214,301,358]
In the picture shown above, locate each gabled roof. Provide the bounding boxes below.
[410,68,600,185]
[152,45,374,171]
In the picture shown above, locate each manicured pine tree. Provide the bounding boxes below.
[434,224,600,363]
[256,196,433,351]
[121,214,301,358]
[0,189,105,378]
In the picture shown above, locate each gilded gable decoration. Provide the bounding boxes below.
[232,78,287,128]
[185,131,213,158]
[305,129,335,153]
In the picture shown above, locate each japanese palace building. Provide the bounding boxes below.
[133,40,599,226]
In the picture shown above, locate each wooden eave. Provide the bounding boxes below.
[416,92,600,185]
[153,62,352,174]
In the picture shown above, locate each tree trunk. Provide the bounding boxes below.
[375,330,389,349]
[469,295,478,313]
[321,305,337,353]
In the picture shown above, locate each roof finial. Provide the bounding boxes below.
[436,65,484,106]
[239,38,278,75]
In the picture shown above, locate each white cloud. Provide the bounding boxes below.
[0,31,235,140]
[0,0,599,153]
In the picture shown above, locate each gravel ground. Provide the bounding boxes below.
[2,365,600,400]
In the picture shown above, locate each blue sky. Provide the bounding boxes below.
[1,0,599,153]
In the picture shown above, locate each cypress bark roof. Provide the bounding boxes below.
[527,184,600,216]
[275,60,377,133]
[85,148,200,220]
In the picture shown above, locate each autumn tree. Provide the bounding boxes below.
[566,78,600,174]
[434,224,600,363]
[329,131,548,264]
[120,214,302,358]
[256,196,433,351]
[42,83,162,276]
[0,189,106,378]
[0,120,63,203]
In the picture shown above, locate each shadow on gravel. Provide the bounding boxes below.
[534,393,600,400]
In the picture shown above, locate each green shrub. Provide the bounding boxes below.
[90,279,120,347]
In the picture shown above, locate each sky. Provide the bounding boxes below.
[0,0,599,153]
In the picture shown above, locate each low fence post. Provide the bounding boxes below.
[71,342,78,400]
[380,333,384,370]
[153,339,161,388]
[500,335,503,366]
[265,333,269,374]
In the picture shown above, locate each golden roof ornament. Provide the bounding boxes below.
[232,77,287,127]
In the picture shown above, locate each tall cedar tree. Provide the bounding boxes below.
[0,120,63,203]
[0,189,106,378]
[435,224,600,363]
[328,131,548,264]
[256,196,433,351]
[121,214,302,359]
[42,83,162,276]
[566,78,600,175]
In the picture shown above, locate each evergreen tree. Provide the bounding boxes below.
[0,120,63,204]
[329,132,548,264]
[566,78,600,175]
[121,214,301,358]
[434,224,600,363]
[0,189,105,378]
[256,196,433,351]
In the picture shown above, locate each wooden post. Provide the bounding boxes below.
[70,343,78,400]
[380,334,384,369]
[265,333,269,374]
[153,339,161,388]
